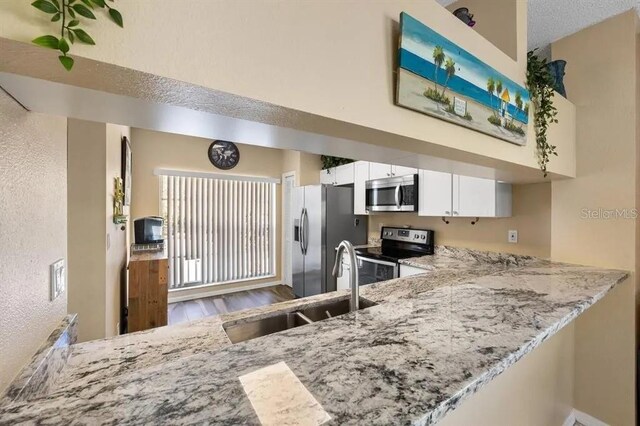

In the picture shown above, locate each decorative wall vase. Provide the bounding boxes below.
[396,12,530,146]
[546,60,567,98]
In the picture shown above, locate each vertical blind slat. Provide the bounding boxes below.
[163,175,275,289]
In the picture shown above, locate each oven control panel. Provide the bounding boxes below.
[380,227,432,244]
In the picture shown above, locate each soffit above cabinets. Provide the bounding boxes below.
[0,37,572,184]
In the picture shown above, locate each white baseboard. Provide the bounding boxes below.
[562,409,609,426]
[168,280,283,303]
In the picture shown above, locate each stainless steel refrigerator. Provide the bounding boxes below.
[292,185,368,298]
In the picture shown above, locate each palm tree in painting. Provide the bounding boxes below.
[514,91,523,123]
[496,80,503,100]
[432,45,445,90]
[524,102,530,116]
[441,57,456,97]
[486,77,495,110]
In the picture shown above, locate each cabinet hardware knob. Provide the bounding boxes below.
[453,211,459,215]
[445,211,451,215]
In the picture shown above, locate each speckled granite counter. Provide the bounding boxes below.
[0,248,628,425]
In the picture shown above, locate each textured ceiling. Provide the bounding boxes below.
[437,0,639,50]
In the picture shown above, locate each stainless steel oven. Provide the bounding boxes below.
[365,174,418,212]
[355,256,398,286]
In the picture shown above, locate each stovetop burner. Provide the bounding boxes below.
[355,246,425,263]
[355,227,434,263]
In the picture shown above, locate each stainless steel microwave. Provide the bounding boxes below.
[365,174,418,212]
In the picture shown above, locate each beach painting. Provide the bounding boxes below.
[396,12,530,146]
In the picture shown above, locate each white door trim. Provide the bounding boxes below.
[562,409,609,426]
[281,171,296,287]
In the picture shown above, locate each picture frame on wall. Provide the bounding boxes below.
[121,136,132,206]
[396,12,530,146]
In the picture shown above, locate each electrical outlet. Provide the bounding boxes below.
[508,230,518,243]
[50,259,66,301]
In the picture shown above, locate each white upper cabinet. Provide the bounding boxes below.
[419,171,511,218]
[319,163,355,186]
[334,163,355,186]
[369,162,392,180]
[453,176,511,217]
[419,170,453,217]
[353,161,369,215]
[320,168,335,185]
[369,162,417,179]
[392,165,418,177]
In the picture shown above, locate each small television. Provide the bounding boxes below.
[133,216,164,244]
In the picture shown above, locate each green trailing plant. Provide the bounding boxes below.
[527,49,559,177]
[321,156,353,170]
[31,0,124,71]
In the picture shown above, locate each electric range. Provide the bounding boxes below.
[354,226,434,285]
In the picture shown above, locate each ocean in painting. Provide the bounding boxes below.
[399,49,528,124]
[396,12,530,145]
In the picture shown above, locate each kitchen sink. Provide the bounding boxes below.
[222,297,376,344]
[296,297,377,322]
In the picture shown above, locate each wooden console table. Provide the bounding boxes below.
[128,251,168,332]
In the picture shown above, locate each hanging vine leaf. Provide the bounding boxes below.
[72,3,96,19]
[71,28,95,44]
[58,38,70,53]
[30,0,124,71]
[108,8,123,27]
[58,55,74,71]
[527,49,559,177]
[31,0,58,14]
[32,35,59,49]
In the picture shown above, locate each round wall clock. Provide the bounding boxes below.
[208,140,240,170]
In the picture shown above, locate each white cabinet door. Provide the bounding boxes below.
[334,163,355,186]
[319,168,335,185]
[336,252,351,291]
[353,161,369,215]
[392,165,418,177]
[399,264,427,277]
[418,170,453,216]
[369,162,392,180]
[453,175,496,217]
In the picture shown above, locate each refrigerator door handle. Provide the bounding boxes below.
[395,185,402,208]
[302,208,309,255]
[299,209,305,255]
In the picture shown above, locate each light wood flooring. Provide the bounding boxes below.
[168,285,295,325]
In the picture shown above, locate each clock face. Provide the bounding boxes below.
[208,141,240,170]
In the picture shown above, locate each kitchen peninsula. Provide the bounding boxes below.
[0,247,628,425]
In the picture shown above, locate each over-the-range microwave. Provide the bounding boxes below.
[365,174,418,212]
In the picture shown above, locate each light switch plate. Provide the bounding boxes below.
[508,230,518,243]
[50,259,66,301]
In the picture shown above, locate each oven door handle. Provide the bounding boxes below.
[356,256,397,267]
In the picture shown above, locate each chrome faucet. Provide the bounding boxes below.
[333,240,359,312]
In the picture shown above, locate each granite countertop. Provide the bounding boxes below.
[0,247,628,425]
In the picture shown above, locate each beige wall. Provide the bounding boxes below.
[439,322,574,426]
[0,1,576,179]
[447,0,519,61]
[282,150,322,187]
[369,183,551,257]
[130,128,309,293]
[68,119,130,342]
[551,11,638,425]
[106,124,130,337]
[0,90,67,392]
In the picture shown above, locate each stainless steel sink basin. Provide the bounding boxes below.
[223,297,376,344]
[297,297,377,322]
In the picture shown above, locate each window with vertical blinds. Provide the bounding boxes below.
[159,171,277,290]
